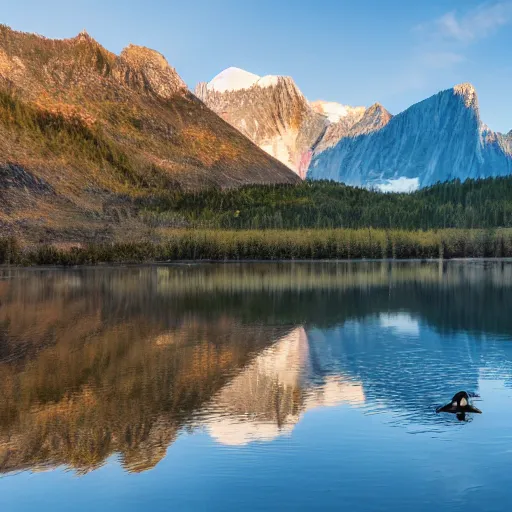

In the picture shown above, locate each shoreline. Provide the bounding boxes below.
[2,257,512,270]
[3,228,512,266]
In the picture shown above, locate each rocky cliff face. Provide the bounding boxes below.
[197,66,512,189]
[195,68,393,179]
[0,27,298,242]
[308,83,512,190]
[195,68,328,178]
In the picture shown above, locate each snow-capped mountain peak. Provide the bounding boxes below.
[206,67,297,94]
[195,70,326,176]
[198,69,510,189]
[257,75,280,88]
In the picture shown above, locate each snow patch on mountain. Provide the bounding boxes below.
[257,75,280,88]
[377,177,420,193]
[207,68,293,93]
[207,67,260,92]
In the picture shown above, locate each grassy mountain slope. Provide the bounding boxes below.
[0,25,298,243]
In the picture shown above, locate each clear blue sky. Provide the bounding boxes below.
[2,0,512,132]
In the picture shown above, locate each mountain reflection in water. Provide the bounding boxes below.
[204,327,365,446]
[1,261,512,477]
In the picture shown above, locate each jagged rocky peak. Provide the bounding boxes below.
[119,44,186,99]
[353,102,393,134]
[75,28,94,42]
[313,101,392,153]
[453,82,478,109]
[121,44,169,68]
[70,29,112,57]
[0,25,187,101]
[366,102,387,114]
[0,25,115,98]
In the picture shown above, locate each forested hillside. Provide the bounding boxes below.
[141,177,512,230]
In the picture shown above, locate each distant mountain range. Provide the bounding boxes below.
[195,67,387,179]
[198,68,512,191]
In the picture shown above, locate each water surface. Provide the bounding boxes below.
[1,261,512,511]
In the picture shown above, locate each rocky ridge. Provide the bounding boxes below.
[313,102,391,153]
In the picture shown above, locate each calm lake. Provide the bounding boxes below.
[1,261,512,511]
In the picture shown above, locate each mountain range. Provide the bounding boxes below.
[198,68,512,191]
[195,67,327,178]
[195,67,393,179]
